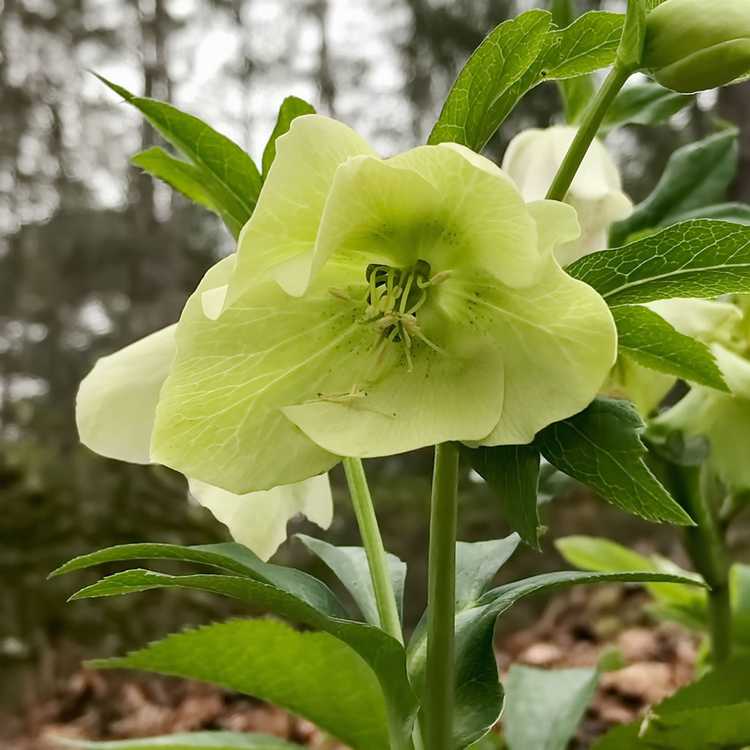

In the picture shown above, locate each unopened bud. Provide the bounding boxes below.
[643,0,750,93]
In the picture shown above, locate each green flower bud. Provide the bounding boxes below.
[644,0,750,93]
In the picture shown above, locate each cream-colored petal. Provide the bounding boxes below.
[189,473,333,561]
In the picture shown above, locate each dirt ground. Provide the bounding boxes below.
[2,585,699,750]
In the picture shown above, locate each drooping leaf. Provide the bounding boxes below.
[51,542,346,617]
[408,569,703,749]
[502,665,599,750]
[91,619,392,750]
[429,10,624,150]
[535,398,693,525]
[461,445,543,548]
[612,305,728,391]
[96,74,261,237]
[56,733,301,749]
[72,571,416,749]
[600,82,692,132]
[296,534,406,627]
[593,657,750,749]
[610,130,738,245]
[262,96,316,178]
[568,220,750,306]
[556,535,654,573]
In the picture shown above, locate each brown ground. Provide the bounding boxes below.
[2,585,699,750]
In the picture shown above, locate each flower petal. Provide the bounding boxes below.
[151,262,383,494]
[77,324,177,464]
[228,115,375,301]
[189,473,333,561]
[452,257,617,445]
[647,298,743,347]
[385,143,541,286]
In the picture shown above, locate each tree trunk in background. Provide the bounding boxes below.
[309,0,336,115]
[719,81,750,202]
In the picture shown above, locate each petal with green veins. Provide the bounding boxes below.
[228,115,375,301]
[189,473,333,561]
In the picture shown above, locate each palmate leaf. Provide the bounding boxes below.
[408,569,703,749]
[535,398,693,525]
[68,569,416,750]
[296,534,406,627]
[97,74,261,238]
[612,305,728,391]
[429,10,624,150]
[461,445,543,548]
[57,733,301,749]
[610,130,738,245]
[568,220,750,306]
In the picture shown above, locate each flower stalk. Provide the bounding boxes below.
[424,442,460,750]
[546,63,632,203]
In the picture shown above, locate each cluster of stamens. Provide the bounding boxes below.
[360,261,448,371]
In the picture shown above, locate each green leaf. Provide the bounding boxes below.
[131,147,243,236]
[56,733,301,749]
[262,96,316,178]
[616,0,646,70]
[610,130,738,245]
[667,202,750,226]
[568,220,750,306]
[503,665,599,750]
[429,10,624,150]
[91,619,392,750]
[612,305,728,391]
[455,535,521,610]
[96,74,261,237]
[461,445,543,548]
[409,569,702,749]
[601,82,692,132]
[593,657,750,749]
[51,542,346,617]
[74,570,416,749]
[560,75,597,124]
[535,398,693,525]
[556,535,654,573]
[296,534,406,627]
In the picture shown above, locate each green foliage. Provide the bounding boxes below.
[593,657,750,748]
[535,398,692,525]
[612,305,728,391]
[568,220,750,306]
[461,445,543,548]
[262,96,316,178]
[616,0,647,71]
[600,82,692,132]
[57,733,302,749]
[97,74,261,238]
[610,130,739,244]
[92,619,393,750]
[296,534,406,626]
[502,665,599,750]
[429,10,624,150]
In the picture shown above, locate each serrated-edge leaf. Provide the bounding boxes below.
[461,445,543,549]
[535,398,693,525]
[50,542,347,618]
[568,220,750,306]
[55,732,301,749]
[89,619,392,750]
[613,305,728,391]
[71,570,416,749]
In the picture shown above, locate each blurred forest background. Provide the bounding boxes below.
[3,0,750,722]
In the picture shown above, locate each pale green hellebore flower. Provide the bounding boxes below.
[501,126,633,267]
[146,115,617,494]
[76,305,333,561]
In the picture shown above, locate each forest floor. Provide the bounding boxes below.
[3,584,699,750]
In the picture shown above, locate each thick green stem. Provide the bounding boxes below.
[424,442,460,750]
[343,457,403,644]
[672,465,732,664]
[546,63,632,202]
